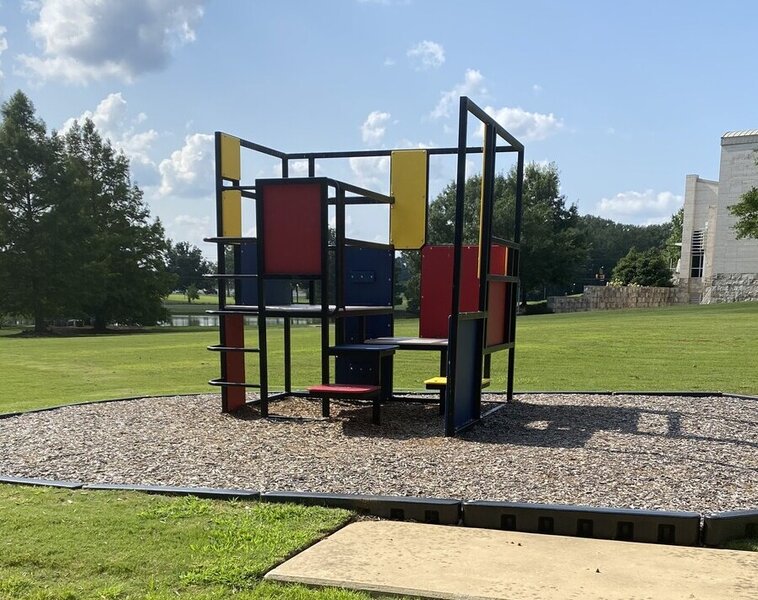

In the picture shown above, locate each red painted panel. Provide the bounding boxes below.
[261,182,323,275]
[419,246,480,338]
[223,314,246,412]
[489,245,508,275]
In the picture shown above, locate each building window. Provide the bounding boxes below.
[690,230,704,278]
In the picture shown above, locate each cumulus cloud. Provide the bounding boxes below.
[431,69,486,119]
[361,110,391,144]
[483,105,564,142]
[0,26,8,80]
[158,132,214,197]
[62,93,159,172]
[17,0,204,84]
[595,190,683,225]
[166,214,212,250]
[349,155,390,191]
[407,40,445,70]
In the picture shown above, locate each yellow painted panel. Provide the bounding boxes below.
[390,150,427,250]
[220,133,241,181]
[222,190,242,237]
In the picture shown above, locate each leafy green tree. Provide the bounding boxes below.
[611,247,673,287]
[405,162,587,309]
[664,207,684,266]
[185,283,200,304]
[0,91,71,332]
[166,240,214,293]
[63,119,173,331]
[574,214,673,291]
[729,187,758,239]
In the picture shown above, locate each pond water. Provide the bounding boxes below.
[168,315,317,327]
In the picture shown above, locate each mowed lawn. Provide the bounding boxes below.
[1,302,757,413]
[0,485,369,600]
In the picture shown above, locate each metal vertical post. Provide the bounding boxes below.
[507,150,525,402]
[445,97,470,436]
[255,183,269,417]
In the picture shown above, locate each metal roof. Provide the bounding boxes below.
[722,129,758,138]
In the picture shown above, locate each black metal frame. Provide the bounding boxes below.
[444,97,524,436]
[207,97,524,436]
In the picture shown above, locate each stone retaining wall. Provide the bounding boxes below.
[547,285,687,313]
[702,273,758,304]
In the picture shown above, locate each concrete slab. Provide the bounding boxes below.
[266,521,758,600]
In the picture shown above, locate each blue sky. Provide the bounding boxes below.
[1,1,757,254]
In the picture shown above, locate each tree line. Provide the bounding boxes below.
[398,163,682,311]
[2,89,695,331]
[0,91,215,332]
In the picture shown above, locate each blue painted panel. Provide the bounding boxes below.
[342,246,393,343]
[450,318,483,431]
[239,243,292,306]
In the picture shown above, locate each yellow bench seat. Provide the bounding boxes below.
[424,376,491,390]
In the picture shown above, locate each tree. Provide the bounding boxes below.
[166,240,214,293]
[729,187,758,239]
[185,283,200,303]
[405,162,587,309]
[574,214,673,291]
[63,119,173,330]
[611,247,673,287]
[664,207,684,267]
[0,91,72,332]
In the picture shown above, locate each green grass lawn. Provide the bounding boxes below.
[1,302,757,414]
[0,485,369,600]
[1,304,756,598]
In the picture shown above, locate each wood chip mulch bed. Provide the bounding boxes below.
[1,393,756,514]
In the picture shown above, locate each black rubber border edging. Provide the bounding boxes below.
[82,483,259,499]
[0,476,83,489]
[703,509,758,546]
[463,500,701,546]
[0,392,207,420]
[262,491,461,525]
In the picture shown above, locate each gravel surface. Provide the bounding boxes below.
[1,393,756,514]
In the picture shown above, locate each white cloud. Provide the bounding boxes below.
[62,92,159,171]
[361,110,391,144]
[383,57,395,67]
[158,132,214,197]
[431,69,486,119]
[17,0,204,84]
[532,83,542,94]
[349,155,390,191]
[407,40,445,70]
[270,160,323,177]
[595,190,683,225]
[0,26,8,80]
[166,214,212,250]
[482,105,564,142]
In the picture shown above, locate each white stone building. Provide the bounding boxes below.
[679,130,758,303]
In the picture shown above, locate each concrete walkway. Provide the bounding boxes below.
[266,521,757,599]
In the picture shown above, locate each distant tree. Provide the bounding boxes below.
[185,283,200,304]
[729,187,758,239]
[405,163,587,308]
[574,215,673,291]
[166,240,214,293]
[664,207,684,260]
[611,247,673,287]
[0,91,72,332]
[63,119,173,331]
